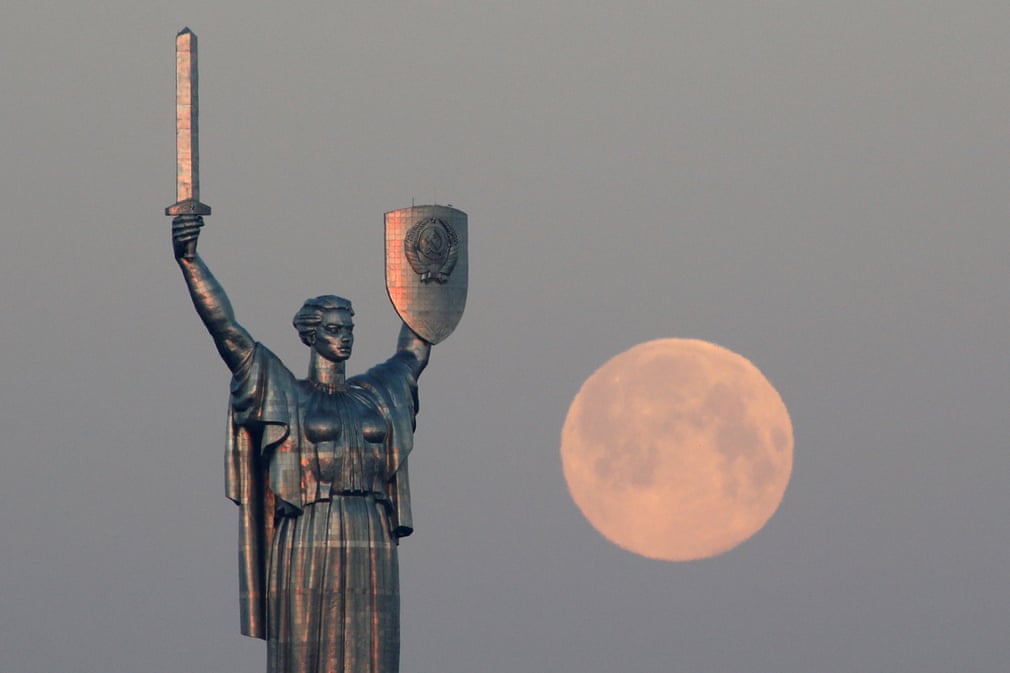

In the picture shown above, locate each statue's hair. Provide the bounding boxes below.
[292,295,354,346]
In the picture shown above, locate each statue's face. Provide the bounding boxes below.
[313,309,354,362]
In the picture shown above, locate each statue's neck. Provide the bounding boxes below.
[308,351,347,390]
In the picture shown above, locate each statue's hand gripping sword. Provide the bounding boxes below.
[165,27,211,217]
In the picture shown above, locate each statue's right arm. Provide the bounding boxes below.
[173,215,255,372]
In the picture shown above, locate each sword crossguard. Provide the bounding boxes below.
[166,198,212,216]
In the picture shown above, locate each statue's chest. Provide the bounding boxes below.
[301,388,388,485]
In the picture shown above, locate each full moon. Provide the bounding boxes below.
[561,339,793,561]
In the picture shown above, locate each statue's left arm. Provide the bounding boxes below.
[396,322,431,378]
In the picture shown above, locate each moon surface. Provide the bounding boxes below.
[561,339,793,561]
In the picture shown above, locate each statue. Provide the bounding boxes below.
[167,29,467,673]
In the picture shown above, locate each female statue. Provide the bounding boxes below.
[172,214,429,673]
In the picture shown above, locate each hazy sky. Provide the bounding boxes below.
[2,3,1008,672]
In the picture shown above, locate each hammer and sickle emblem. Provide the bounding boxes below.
[404,217,459,284]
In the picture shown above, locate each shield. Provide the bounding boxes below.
[385,205,468,344]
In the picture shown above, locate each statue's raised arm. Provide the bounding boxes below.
[396,322,431,377]
[172,214,254,372]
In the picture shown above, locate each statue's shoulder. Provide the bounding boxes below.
[232,342,298,394]
[352,353,415,389]
[254,342,297,376]
[348,353,419,424]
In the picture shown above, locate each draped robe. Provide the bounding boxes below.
[225,343,418,673]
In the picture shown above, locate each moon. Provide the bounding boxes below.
[560,339,793,561]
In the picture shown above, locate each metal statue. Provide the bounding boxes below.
[166,28,466,673]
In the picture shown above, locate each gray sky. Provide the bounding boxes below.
[2,2,1008,672]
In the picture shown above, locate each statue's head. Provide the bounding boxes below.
[293,295,355,361]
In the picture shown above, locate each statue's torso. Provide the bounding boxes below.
[297,382,390,498]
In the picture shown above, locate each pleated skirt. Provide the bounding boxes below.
[267,496,399,673]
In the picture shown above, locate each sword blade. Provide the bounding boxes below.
[166,27,210,216]
[176,27,198,204]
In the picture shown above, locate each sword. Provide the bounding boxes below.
[166,27,211,217]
